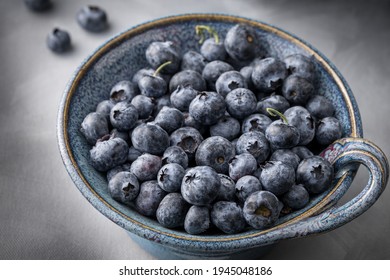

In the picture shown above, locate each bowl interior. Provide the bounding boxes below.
[59,14,362,243]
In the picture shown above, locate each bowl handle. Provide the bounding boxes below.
[265,137,388,242]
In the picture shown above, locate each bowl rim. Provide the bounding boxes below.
[57,13,363,250]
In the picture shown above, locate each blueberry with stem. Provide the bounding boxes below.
[138,61,172,98]
[196,25,227,61]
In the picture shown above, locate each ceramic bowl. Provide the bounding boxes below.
[57,14,389,259]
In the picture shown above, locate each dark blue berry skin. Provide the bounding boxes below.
[132,68,154,88]
[189,91,226,126]
[243,190,280,229]
[76,5,108,32]
[110,102,138,131]
[152,95,171,118]
[228,153,258,181]
[127,146,142,163]
[252,57,288,94]
[209,116,241,141]
[200,38,227,61]
[291,146,314,160]
[202,60,234,90]
[281,184,310,210]
[154,106,184,134]
[162,146,189,169]
[90,137,129,172]
[260,161,295,196]
[282,75,314,105]
[110,128,130,144]
[181,166,221,206]
[270,149,301,170]
[240,66,254,89]
[265,120,300,150]
[131,123,169,155]
[157,163,186,193]
[80,112,109,145]
[235,175,262,204]
[316,117,342,146]
[145,41,181,74]
[256,95,290,117]
[24,0,51,11]
[170,85,198,112]
[241,114,272,134]
[216,71,248,98]
[284,106,316,145]
[236,131,270,164]
[183,113,208,135]
[130,95,154,119]
[170,127,204,160]
[96,99,114,122]
[195,136,236,174]
[106,162,131,182]
[284,54,316,82]
[135,180,167,217]
[225,88,257,120]
[130,153,162,182]
[184,206,211,235]
[181,50,207,73]
[156,193,190,228]
[211,201,246,234]
[306,95,335,120]
[46,28,71,53]
[108,171,139,204]
[169,70,206,93]
[224,24,261,62]
[138,74,167,98]
[109,80,137,103]
[216,174,236,201]
[296,156,334,194]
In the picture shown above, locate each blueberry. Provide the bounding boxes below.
[24,0,51,11]
[240,66,255,89]
[90,136,129,172]
[169,70,206,93]
[189,91,226,126]
[130,153,162,182]
[132,68,154,86]
[209,116,241,141]
[243,190,280,229]
[181,166,221,206]
[252,57,288,93]
[127,146,142,163]
[306,95,335,120]
[235,175,262,204]
[183,113,208,135]
[236,131,270,164]
[106,162,131,182]
[138,73,167,98]
[224,24,261,62]
[184,206,211,235]
[200,38,227,61]
[260,161,295,196]
[283,54,316,82]
[161,146,189,169]
[170,127,204,160]
[296,156,334,194]
[96,99,114,122]
[80,112,109,145]
[241,114,272,134]
[291,146,314,160]
[46,28,71,53]
[215,71,248,98]
[210,201,246,234]
[195,136,236,174]
[256,95,290,117]
[265,119,300,150]
[228,153,258,181]
[315,117,342,146]
[76,5,108,32]
[269,149,301,170]
[145,41,181,74]
[109,80,137,103]
[282,75,314,105]
[156,193,190,228]
[202,60,234,90]
[154,106,184,134]
[181,50,207,73]
[108,171,139,204]
[225,88,257,120]
[131,123,169,155]
[284,106,316,145]
[281,184,310,210]
[110,128,130,144]
[170,85,198,112]
[135,180,167,217]
[110,102,138,131]
[157,163,186,193]
[216,174,236,201]
[130,95,154,119]
[152,95,172,118]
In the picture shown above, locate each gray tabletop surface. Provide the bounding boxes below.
[1,0,389,260]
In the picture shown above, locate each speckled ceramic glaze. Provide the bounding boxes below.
[57,14,389,259]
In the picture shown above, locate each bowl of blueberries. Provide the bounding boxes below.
[57,13,389,259]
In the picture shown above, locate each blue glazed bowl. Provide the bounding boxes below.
[57,14,389,259]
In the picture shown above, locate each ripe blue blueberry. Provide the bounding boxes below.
[108,171,139,204]
[169,70,206,93]
[184,205,211,235]
[265,118,300,150]
[110,80,137,103]
[189,91,226,125]
[131,123,170,155]
[110,128,130,144]
[202,60,234,90]
[130,95,154,119]
[256,95,290,118]
[96,99,114,122]
[156,193,190,228]
[283,54,316,82]
[269,149,301,170]
[130,153,162,182]
[46,28,71,53]
[211,201,246,234]
[209,116,241,141]
[216,174,236,201]
[282,75,314,105]
[161,146,189,169]
[315,117,342,146]
[157,163,186,193]
[138,72,168,98]
[170,127,204,160]
[170,85,198,112]
[109,102,138,131]
[291,146,314,160]
[236,131,270,164]
[235,175,262,204]
[225,88,257,120]
[106,162,131,182]
[76,5,108,32]
[241,114,272,134]
[260,161,295,196]
[135,180,167,217]
[152,95,172,117]
[145,41,181,74]
[127,146,142,163]
[284,106,316,145]
[154,106,184,134]
[252,57,288,93]
[181,50,207,73]
[281,184,310,210]
[80,112,109,145]
[306,95,335,120]
[196,25,227,61]
[215,71,248,98]
[228,153,258,181]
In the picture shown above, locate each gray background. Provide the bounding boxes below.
[0,0,389,259]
